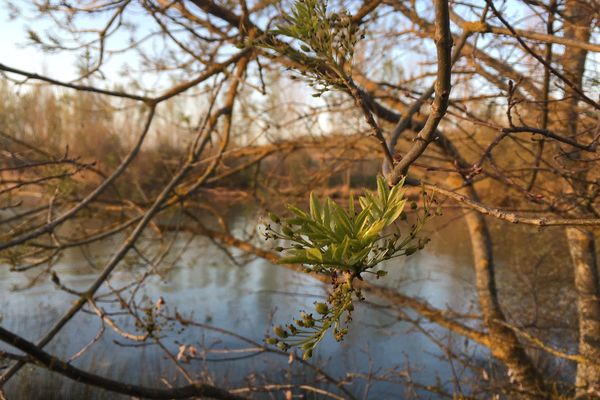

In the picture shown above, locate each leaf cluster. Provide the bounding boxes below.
[260,0,364,96]
[265,177,429,276]
[264,177,436,358]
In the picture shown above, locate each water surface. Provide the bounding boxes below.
[0,210,573,399]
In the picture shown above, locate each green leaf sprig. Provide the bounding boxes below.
[259,0,364,96]
[264,177,436,358]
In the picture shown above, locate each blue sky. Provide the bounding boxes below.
[0,12,76,81]
[0,2,153,84]
[0,1,516,84]
[1,1,597,97]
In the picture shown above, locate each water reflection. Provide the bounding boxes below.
[0,211,574,398]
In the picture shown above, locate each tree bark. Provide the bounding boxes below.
[451,177,549,398]
[567,228,600,396]
[557,0,600,395]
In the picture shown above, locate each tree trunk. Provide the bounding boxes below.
[567,228,600,395]
[444,173,548,397]
[557,0,599,394]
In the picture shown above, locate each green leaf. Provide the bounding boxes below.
[323,198,333,229]
[306,247,323,262]
[354,206,371,234]
[340,236,352,263]
[332,241,344,261]
[305,219,334,239]
[388,185,401,206]
[360,191,382,220]
[332,204,353,237]
[286,217,306,226]
[376,175,389,203]
[348,246,371,267]
[288,205,309,219]
[383,199,406,226]
[272,28,291,36]
[309,192,322,222]
[359,219,386,242]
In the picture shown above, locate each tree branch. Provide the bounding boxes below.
[387,0,453,183]
[0,325,246,400]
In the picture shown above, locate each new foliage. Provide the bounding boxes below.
[264,177,434,358]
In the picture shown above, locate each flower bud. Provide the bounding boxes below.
[273,325,288,338]
[315,302,329,315]
[277,341,289,351]
[302,349,313,360]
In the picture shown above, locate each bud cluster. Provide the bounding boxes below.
[265,276,356,360]
[258,0,365,97]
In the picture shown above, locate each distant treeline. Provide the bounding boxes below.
[0,82,388,203]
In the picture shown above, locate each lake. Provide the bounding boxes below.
[0,208,575,399]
